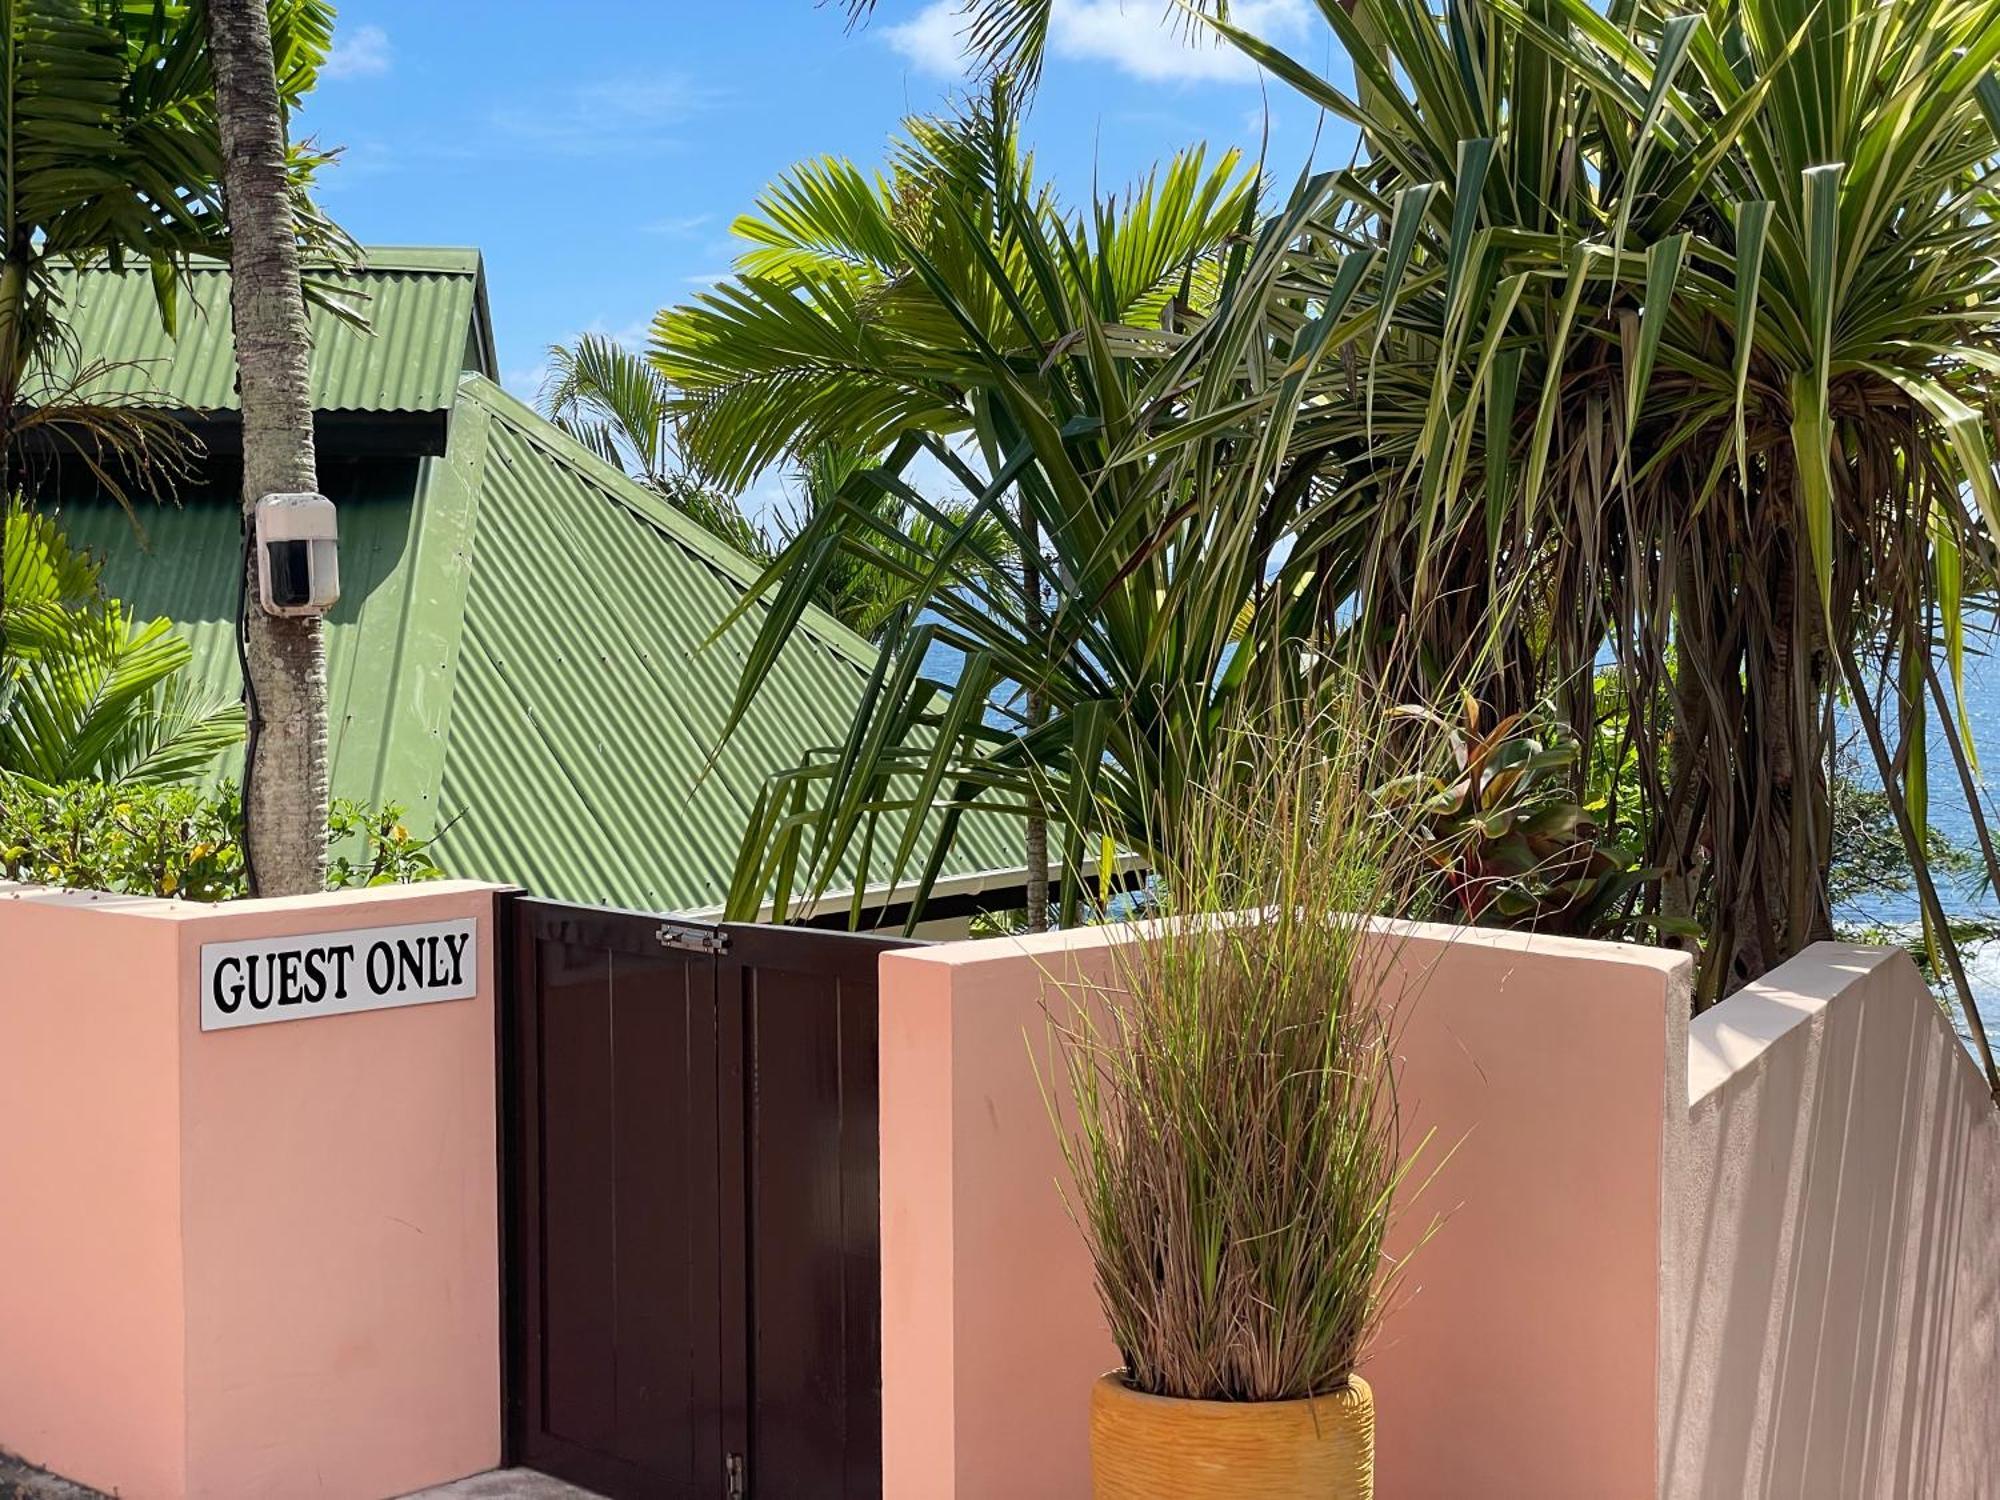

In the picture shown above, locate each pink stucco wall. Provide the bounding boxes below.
[0,880,504,1499]
[878,920,1693,1499]
[0,891,188,1498]
[1660,944,2000,1497]
[882,922,2000,1500]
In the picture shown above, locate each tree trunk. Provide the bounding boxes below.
[209,0,328,896]
[1022,498,1049,932]
[0,250,29,666]
[1712,521,1833,998]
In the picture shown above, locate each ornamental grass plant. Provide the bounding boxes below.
[1049,686,1437,1403]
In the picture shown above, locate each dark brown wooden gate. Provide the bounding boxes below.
[501,896,914,1500]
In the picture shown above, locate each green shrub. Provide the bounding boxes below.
[0,778,442,900]
[1377,694,1695,942]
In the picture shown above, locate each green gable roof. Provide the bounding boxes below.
[35,247,495,415]
[52,341,1023,916]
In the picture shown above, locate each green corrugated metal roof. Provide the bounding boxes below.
[32,247,494,414]
[439,377,1020,910]
[54,369,1023,915]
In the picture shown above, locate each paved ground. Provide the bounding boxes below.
[0,1454,599,1500]
[402,1472,603,1499]
[0,1455,102,1500]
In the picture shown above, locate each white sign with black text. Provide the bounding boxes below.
[200,917,479,1031]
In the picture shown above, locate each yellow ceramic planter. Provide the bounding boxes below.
[1089,1372,1375,1500]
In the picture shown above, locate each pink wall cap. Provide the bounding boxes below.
[0,880,191,913]
[883,911,1695,977]
[0,877,505,921]
[1686,942,1911,1105]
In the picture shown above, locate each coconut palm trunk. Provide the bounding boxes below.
[209,0,328,895]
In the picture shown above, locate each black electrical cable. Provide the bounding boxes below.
[236,521,262,897]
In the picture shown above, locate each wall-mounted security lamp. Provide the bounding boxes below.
[254,493,341,617]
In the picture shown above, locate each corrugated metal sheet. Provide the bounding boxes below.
[31,247,490,413]
[51,371,1022,916]
[437,376,1021,912]
[54,451,464,816]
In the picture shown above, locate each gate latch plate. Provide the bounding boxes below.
[656,920,729,955]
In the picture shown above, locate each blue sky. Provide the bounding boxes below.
[297,1,1355,412]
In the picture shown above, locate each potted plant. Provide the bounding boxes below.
[1049,696,1433,1499]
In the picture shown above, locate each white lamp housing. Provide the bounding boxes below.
[254,492,340,617]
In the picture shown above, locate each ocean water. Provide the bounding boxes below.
[1835,648,2000,1061]
[918,632,2000,1054]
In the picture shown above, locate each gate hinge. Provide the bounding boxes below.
[656,919,729,955]
[725,1451,748,1499]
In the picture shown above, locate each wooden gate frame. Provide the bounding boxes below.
[497,893,916,1499]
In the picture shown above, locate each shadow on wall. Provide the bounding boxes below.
[1662,946,2000,1499]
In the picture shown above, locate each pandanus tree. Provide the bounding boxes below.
[652,94,1347,925]
[1196,0,2000,1084]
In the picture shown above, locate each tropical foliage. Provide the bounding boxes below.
[1185,0,2000,1082]
[0,0,348,427]
[540,336,1010,640]
[0,777,441,899]
[0,503,241,786]
[678,0,2000,1098]
[541,334,773,558]
[0,0,351,895]
[1379,694,1682,941]
[655,92,1318,924]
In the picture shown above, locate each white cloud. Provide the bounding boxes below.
[324,23,391,80]
[643,213,714,238]
[489,76,722,156]
[503,361,550,400]
[885,0,1310,85]
[883,2,971,75]
[580,315,653,350]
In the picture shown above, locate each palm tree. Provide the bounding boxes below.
[0,0,341,891]
[541,333,1014,643]
[1,502,242,785]
[0,0,244,437]
[208,0,337,895]
[0,0,333,662]
[652,92,1334,926]
[541,333,775,560]
[840,0,1253,93]
[1189,0,2000,1085]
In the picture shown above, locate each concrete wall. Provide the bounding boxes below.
[1660,944,2000,1498]
[0,881,504,1499]
[881,921,2000,1500]
[0,892,188,1498]
[878,920,1693,1499]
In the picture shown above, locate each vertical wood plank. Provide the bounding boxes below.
[503,902,908,1500]
[539,941,616,1449]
